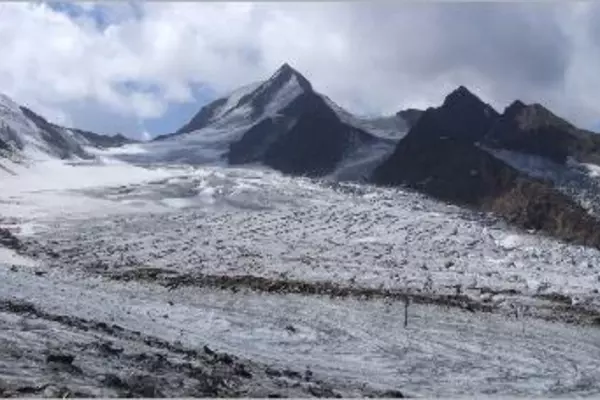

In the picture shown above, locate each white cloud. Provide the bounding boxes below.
[1,1,600,138]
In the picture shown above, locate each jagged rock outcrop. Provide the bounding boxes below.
[372,86,600,248]
[483,101,600,165]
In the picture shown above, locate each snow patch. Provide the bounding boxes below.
[213,81,263,121]
[321,95,408,140]
[497,234,523,250]
[581,163,600,178]
[263,75,304,117]
[0,248,38,268]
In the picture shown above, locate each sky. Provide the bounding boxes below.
[1,1,600,140]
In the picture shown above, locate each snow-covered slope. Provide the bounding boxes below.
[0,94,90,163]
[318,97,411,181]
[320,95,409,140]
[0,93,139,174]
[329,139,396,182]
[209,81,264,123]
[130,66,308,166]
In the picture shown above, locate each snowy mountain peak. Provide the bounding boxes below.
[167,64,315,139]
[244,63,312,116]
[267,63,313,92]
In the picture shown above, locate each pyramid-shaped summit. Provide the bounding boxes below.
[503,99,528,116]
[442,85,493,113]
[165,63,314,138]
[271,62,298,78]
[159,61,380,177]
[261,62,313,93]
[239,63,314,120]
[443,85,476,104]
[395,85,498,144]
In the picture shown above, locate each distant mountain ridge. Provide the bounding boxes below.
[484,100,600,165]
[0,93,137,165]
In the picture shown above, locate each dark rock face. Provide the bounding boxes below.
[372,132,519,206]
[430,85,499,142]
[0,227,24,251]
[228,91,376,177]
[227,116,288,166]
[489,179,600,247]
[484,101,580,164]
[483,100,600,165]
[396,108,424,130]
[372,86,503,205]
[372,86,600,249]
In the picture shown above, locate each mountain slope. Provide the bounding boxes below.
[63,127,137,149]
[228,89,378,176]
[154,81,264,142]
[321,95,411,140]
[146,65,316,165]
[483,100,600,165]
[0,94,89,161]
[150,64,408,177]
[371,86,505,204]
[154,64,311,143]
[0,93,137,167]
[396,108,424,130]
[371,86,600,249]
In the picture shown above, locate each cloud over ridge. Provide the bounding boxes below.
[1,1,599,138]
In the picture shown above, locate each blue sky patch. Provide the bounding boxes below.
[45,1,144,32]
[143,83,218,137]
